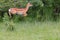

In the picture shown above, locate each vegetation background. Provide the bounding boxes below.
[0,0,60,22]
[0,0,60,40]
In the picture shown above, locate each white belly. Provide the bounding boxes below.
[17,12,23,15]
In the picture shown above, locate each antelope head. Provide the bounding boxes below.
[27,2,33,7]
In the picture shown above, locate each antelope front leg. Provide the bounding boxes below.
[22,13,27,20]
[23,13,27,17]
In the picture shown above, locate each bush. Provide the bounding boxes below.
[0,0,60,22]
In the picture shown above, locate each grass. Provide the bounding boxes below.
[0,21,60,40]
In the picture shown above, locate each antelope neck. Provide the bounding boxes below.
[25,4,30,12]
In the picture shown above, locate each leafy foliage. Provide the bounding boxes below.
[0,0,60,22]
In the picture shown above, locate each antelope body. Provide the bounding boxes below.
[9,3,33,18]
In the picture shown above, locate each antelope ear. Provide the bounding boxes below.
[28,2,30,3]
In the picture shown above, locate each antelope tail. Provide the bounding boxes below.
[9,9,11,18]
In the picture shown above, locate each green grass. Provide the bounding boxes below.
[0,21,60,40]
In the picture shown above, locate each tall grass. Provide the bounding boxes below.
[0,21,59,40]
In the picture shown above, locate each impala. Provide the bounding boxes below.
[8,2,33,18]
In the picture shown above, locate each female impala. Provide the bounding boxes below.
[8,2,33,18]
